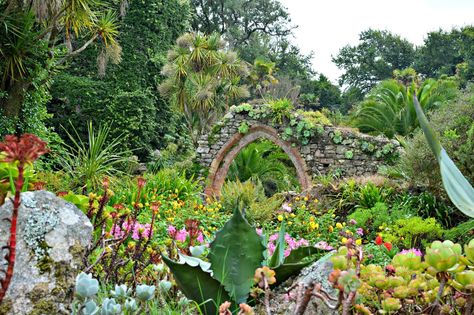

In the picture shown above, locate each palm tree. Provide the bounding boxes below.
[352,76,458,138]
[159,32,249,145]
[227,140,299,195]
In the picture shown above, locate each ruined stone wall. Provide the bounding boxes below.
[196,104,401,195]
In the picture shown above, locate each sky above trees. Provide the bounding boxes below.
[281,0,474,83]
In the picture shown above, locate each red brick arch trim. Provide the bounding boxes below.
[204,124,312,197]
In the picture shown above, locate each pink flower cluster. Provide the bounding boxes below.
[315,241,334,251]
[167,225,204,243]
[111,220,152,240]
[267,233,309,257]
[400,248,423,256]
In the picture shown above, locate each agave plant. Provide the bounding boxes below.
[163,207,321,315]
[413,95,474,218]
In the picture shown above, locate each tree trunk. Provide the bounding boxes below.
[1,80,29,118]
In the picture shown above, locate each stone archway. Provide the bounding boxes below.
[196,104,401,197]
[204,124,312,196]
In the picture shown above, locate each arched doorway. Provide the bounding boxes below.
[204,124,312,197]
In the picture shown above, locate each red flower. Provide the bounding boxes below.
[0,134,49,164]
[375,235,383,245]
[384,242,392,251]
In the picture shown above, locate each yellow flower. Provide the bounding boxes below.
[295,197,300,201]
[332,214,336,218]
[304,197,309,201]
[288,221,293,225]
[379,226,384,230]
[345,230,353,235]
[341,237,348,244]
[309,216,315,222]
[328,226,334,233]
[290,213,296,218]
[313,198,319,203]
[277,215,284,222]
[336,223,343,229]
[355,239,362,246]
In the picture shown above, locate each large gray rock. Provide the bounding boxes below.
[269,254,338,315]
[0,191,93,315]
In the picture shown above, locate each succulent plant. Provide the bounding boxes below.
[425,240,462,272]
[136,284,156,302]
[163,206,321,315]
[338,270,361,292]
[110,284,130,299]
[124,298,138,312]
[75,273,99,299]
[381,297,401,313]
[453,270,474,291]
[159,280,172,292]
[464,239,474,263]
[392,252,422,270]
[82,300,99,315]
[100,298,121,315]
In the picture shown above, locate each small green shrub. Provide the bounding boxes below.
[238,121,249,134]
[348,202,390,235]
[268,98,294,123]
[383,217,444,249]
[444,219,474,244]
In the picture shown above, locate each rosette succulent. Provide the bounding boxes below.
[425,240,462,272]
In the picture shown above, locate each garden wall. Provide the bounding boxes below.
[196,104,401,196]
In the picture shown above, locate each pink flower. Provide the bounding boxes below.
[256,228,263,236]
[269,233,279,242]
[110,224,125,238]
[197,232,204,243]
[297,238,309,247]
[142,223,152,238]
[349,219,357,225]
[400,248,422,256]
[285,234,297,250]
[282,203,292,212]
[356,228,364,236]
[284,249,291,257]
[175,228,187,242]
[315,241,334,251]
[267,242,276,256]
[167,225,176,237]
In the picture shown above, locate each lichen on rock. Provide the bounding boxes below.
[0,191,93,315]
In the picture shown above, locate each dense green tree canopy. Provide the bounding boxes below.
[49,0,191,159]
[333,29,415,93]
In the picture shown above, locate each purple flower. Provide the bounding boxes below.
[268,242,276,256]
[400,248,423,256]
[349,219,357,225]
[356,228,364,236]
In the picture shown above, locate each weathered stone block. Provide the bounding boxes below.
[0,191,93,315]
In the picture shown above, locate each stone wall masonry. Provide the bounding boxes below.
[197,106,401,196]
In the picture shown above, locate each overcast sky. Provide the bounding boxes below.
[280,0,474,84]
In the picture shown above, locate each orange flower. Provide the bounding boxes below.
[375,235,383,245]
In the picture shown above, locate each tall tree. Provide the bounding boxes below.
[49,0,191,159]
[0,0,121,134]
[159,32,249,146]
[333,29,415,93]
[190,0,293,47]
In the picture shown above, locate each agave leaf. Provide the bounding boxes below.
[274,261,313,283]
[209,207,265,303]
[268,223,286,268]
[413,95,474,218]
[162,255,230,315]
[283,246,322,264]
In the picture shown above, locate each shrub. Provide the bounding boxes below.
[383,217,444,249]
[220,180,283,224]
[399,84,474,195]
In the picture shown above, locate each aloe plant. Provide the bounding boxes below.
[413,95,474,217]
[163,207,322,314]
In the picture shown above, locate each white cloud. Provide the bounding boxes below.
[280,0,474,85]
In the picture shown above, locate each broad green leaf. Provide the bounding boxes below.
[208,207,265,303]
[413,95,474,218]
[274,261,313,283]
[283,246,322,264]
[268,223,285,268]
[162,255,230,315]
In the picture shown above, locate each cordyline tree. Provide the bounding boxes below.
[0,0,122,132]
[159,32,249,146]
